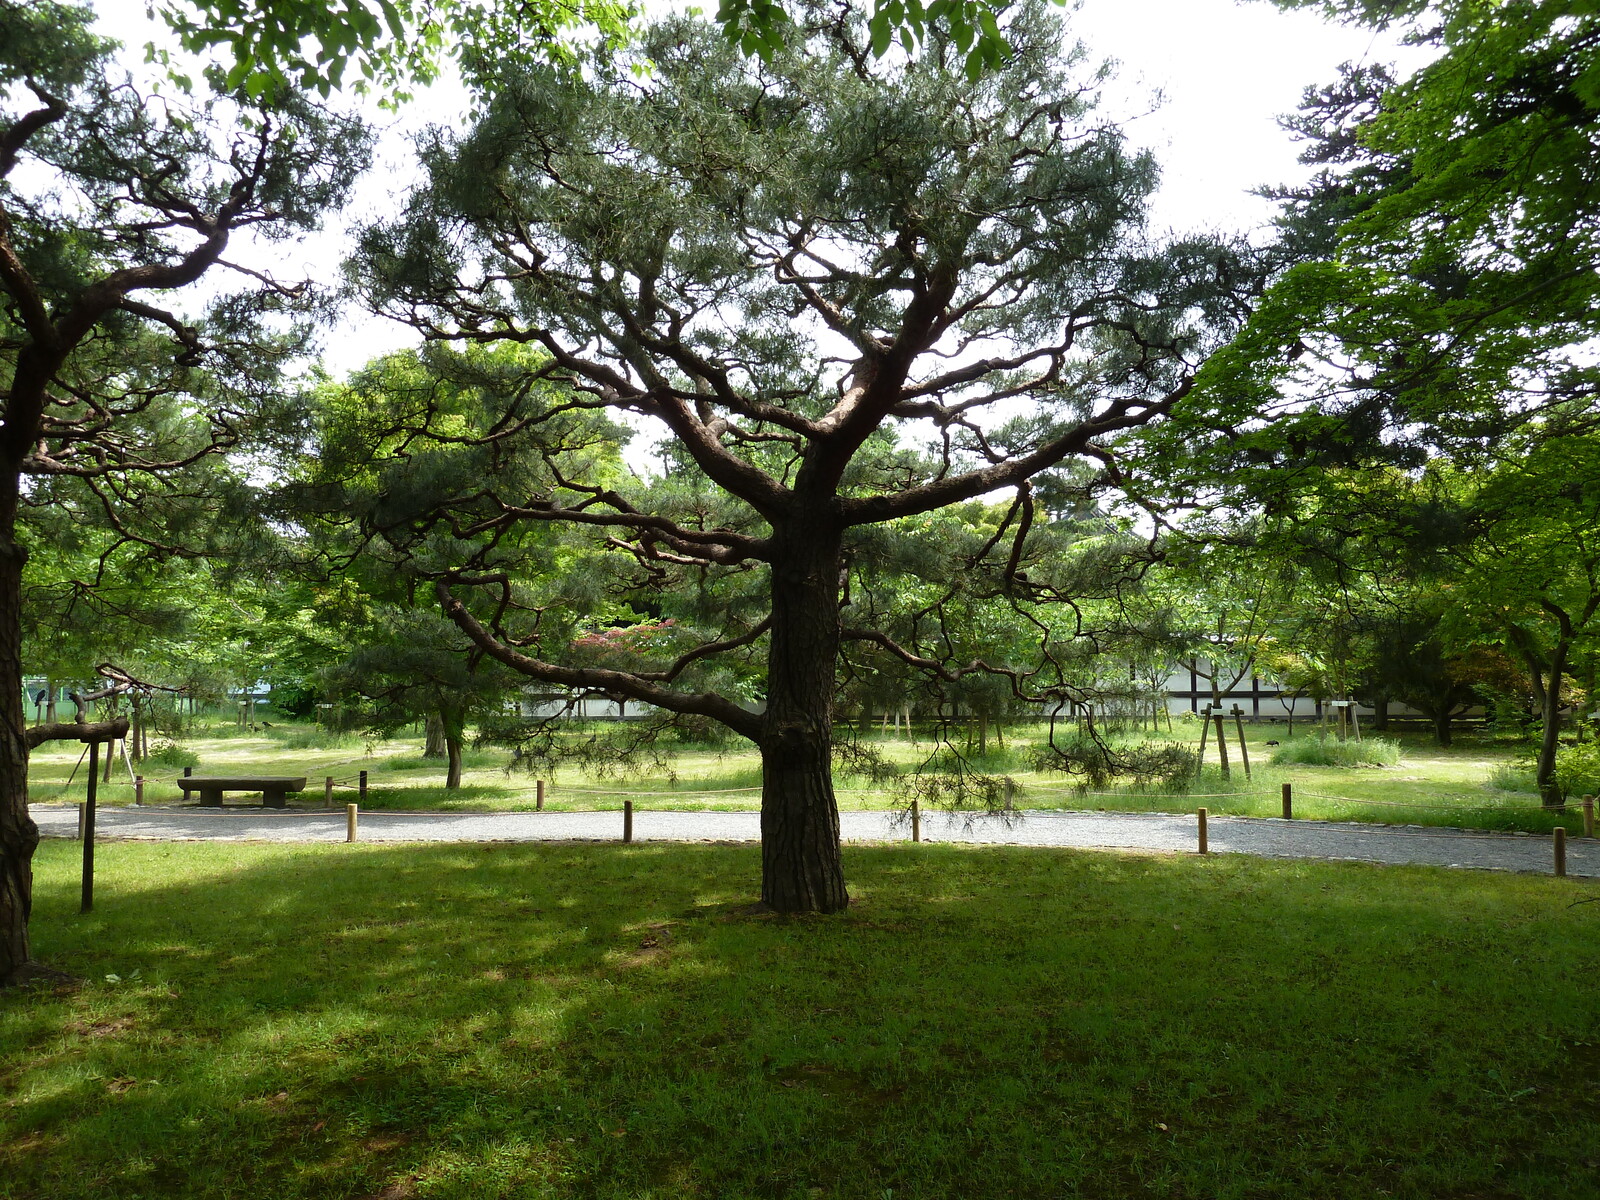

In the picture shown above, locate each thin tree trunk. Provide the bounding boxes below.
[446,736,462,790]
[0,514,35,985]
[1433,708,1453,748]
[1536,640,1570,807]
[1372,696,1389,732]
[759,520,847,914]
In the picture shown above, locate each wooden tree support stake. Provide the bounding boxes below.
[1584,795,1595,839]
[911,799,921,843]
[359,770,368,804]
[623,800,634,844]
[81,740,99,914]
[536,779,545,811]
[1281,782,1292,820]
[1554,826,1566,878]
[324,776,334,808]
[1196,705,1211,775]
[134,775,144,806]
[1231,705,1251,780]
[346,804,358,844]
[1197,807,1208,855]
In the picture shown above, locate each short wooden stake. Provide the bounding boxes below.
[134,775,144,806]
[536,779,545,811]
[911,799,921,843]
[359,770,368,803]
[1197,806,1209,855]
[183,765,193,780]
[324,776,334,808]
[1281,782,1292,820]
[623,799,634,844]
[346,803,358,843]
[1554,826,1566,877]
[76,801,86,841]
[1231,705,1251,780]
[1584,795,1595,839]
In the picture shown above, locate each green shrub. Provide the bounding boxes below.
[1553,741,1600,801]
[266,726,361,750]
[142,741,200,769]
[1269,736,1401,768]
[1485,760,1538,793]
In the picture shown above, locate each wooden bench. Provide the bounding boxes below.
[177,775,308,809]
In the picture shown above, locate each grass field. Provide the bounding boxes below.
[24,716,1590,835]
[3,840,1598,1198]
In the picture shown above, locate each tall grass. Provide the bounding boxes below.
[1270,735,1402,768]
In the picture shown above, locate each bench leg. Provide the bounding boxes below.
[262,789,287,809]
[199,788,223,806]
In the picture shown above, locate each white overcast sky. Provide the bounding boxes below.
[86,0,1427,376]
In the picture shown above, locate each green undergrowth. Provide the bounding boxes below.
[4,841,1599,1199]
[1269,735,1403,768]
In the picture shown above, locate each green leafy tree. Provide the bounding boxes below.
[0,1,368,984]
[350,2,1259,912]
[157,0,1017,102]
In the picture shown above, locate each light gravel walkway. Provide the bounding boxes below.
[28,803,1599,879]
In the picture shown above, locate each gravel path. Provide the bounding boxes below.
[28,803,1599,879]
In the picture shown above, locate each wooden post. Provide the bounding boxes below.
[359,770,368,804]
[1212,712,1231,779]
[324,776,334,808]
[134,775,144,806]
[911,799,921,843]
[1583,795,1595,839]
[1281,782,1292,820]
[346,804,358,843]
[1350,704,1362,742]
[623,800,634,844]
[1231,705,1251,780]
[1196,704,1211,774]
[76,802,86,841]
[536,779,545,811]
[184,765,192,781]
[1554,826,1567,877]
[82,740,99,913]
[1197,806,1209,855]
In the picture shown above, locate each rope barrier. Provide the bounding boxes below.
[555,783,765,796]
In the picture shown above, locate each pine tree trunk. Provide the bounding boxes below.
[758,519,847,914]
[1434,709,1453,748]
[0,519,36,985]
[446,737,462,790]
[423,713,447,759]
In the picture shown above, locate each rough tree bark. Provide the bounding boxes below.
[423,713,447,759]
[758,517,847,913]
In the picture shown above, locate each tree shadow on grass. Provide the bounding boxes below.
[3,842,1599,1199]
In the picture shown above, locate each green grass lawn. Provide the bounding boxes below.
[24,718,1590,835]
[3,841,1598,1198]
